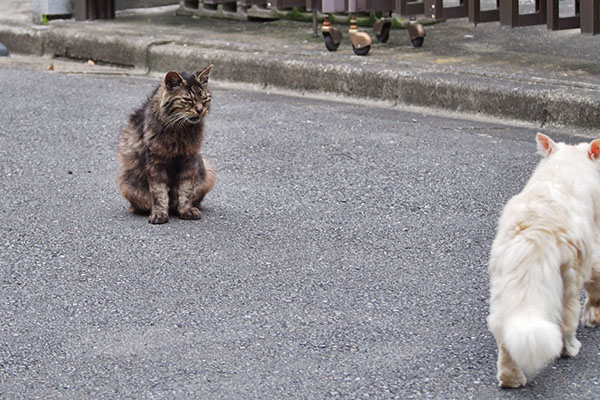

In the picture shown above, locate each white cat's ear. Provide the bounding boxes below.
[588,139,600,161]
[536,133,557,157]
[195,64,213,87]
[165,71,184,91]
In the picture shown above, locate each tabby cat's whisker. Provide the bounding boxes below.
[162,114,187,129]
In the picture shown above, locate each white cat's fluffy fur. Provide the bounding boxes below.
[488,133,600,388]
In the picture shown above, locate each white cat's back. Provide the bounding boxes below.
[495,142,600,247]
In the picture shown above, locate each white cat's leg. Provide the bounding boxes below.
[583,261,600,327]
[561,274,582,357]
[497,344,527,388]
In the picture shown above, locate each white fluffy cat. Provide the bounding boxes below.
[488,133,600,388]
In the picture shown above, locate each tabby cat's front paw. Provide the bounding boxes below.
[149,211,169,224]
[179,207,202,220]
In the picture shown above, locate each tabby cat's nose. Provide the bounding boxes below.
[196,106,204,114]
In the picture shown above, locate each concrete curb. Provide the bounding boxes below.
[0,24,46,55]
[148,43,600,129]
[1,21,599,130]
[45,29,150,68]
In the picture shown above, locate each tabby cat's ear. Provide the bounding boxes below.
[195,65,213,87]
[536,133,557,158]
[165,71,184,91]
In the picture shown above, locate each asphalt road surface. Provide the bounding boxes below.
[1,62,600,399]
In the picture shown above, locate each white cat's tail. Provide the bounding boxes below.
[503,317,562,376]
[489,236,564,377]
